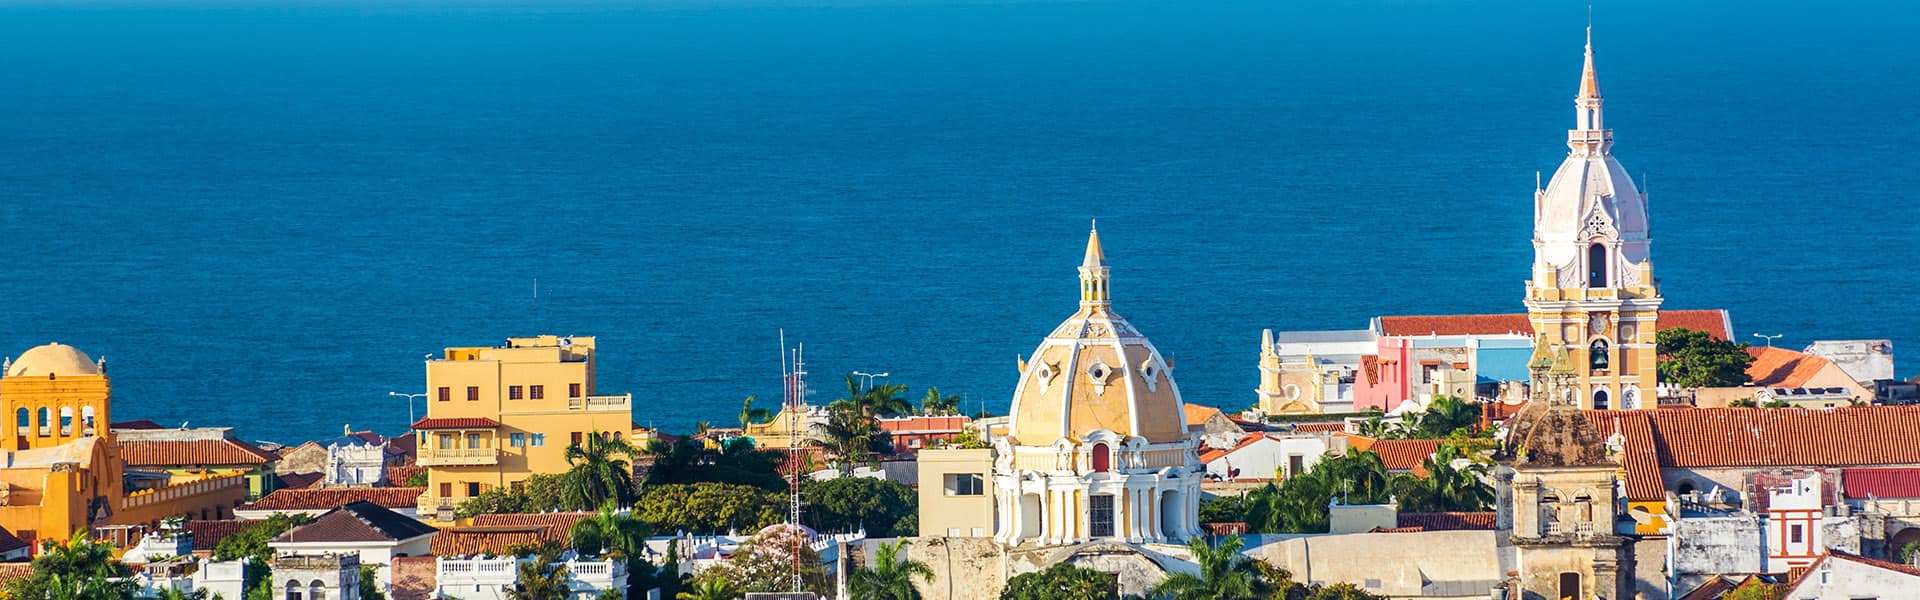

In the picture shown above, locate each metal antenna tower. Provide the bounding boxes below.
[780,331,808,593]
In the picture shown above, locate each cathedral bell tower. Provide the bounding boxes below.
[1525,28,1661,410]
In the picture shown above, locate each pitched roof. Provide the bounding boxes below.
[110,419,165,430]
[0,527,28,554]
[119,438,276,467]
[430,512,592,556]
[1197,434,1267,464]
[1829,549,1920,578]
[1589,406,1920,469]
[1182,404,1225,427]
[186,519,252,552]
[1842,468,1920,499]
[1747,346,1838,388]
[1377,309,1731,340]
[0,564,33,584]
[245,487,424,512]
[1395,512,1496,531]
[274,500,437,544]
[1614,412,1666,501]
[277,472,324,490]
[1368,439,1443,476]
[411,417,501,429]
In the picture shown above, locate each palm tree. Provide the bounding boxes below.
[1415,395,1482,438]
[570,500,651,557]
[832,374,914,417]
[505,558,572,600]
[675,578,740,600]
[919,387,960,416]
[563,431,637,510]
[849,539,934,600]
[738,395,772,429]
[1148,536,1265,599]
[1396,444,1494,512]
[813,404,886,475]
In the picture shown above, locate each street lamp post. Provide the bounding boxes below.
[851,370,890,391]
[1752,333,1783,348]
[389,391,427,427]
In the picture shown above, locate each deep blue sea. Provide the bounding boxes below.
[1,0,1914,444]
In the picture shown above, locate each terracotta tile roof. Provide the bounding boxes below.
[387,465,426,486]
[1197,434,1267,464]
[878,415,968,433]
[1615,412,1666,501]
[1377,309,1731,340]
[1182,405,1225,427]
[186,519,251,552]
[245,487,424,512]
[1746,346,1837,388]
[411,417,501,429]
[1337,433,1377,453]
[430,512,592,556]
[1367,526,1425,533]
[1368,438,1442,477]
[1588,406,1920,469]
[277,472,324,490]
[1288,422,1347,433]
[120,438,275,467]
[274,501,437,544]
[1395,512,1496,531]
[110,419,165,430]
[1359,355,1380,386]
[1842,468,1920,499]
[0,564,33,584]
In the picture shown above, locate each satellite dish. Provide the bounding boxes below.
[560,337,574,348]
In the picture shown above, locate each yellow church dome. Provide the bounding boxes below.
[7,342,102,378]
[1007,226,1187,446]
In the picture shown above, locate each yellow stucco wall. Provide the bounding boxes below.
[917,448,995,537]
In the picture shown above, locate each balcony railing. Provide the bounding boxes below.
[417,447,499,466]
[568,394,631,412]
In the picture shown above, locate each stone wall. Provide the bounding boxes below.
[1671,514,1762,591]
[912,536,1009,600]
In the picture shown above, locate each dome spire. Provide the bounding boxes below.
[1078,221,1111,309]
[1569,21,1611,155]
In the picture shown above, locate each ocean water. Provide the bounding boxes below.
[0,0,1914,444]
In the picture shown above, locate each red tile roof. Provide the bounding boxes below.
[277,472,324,490]
[1369,439,1443,477]
[110,419,165,430]
[1614,412,1666,501]
[245,487,424,512]
[387,465,426,486]
[1289,422,1347,433]
[1588,406,1920,470]
[878,415,969,433]
[120,438,276,467]
[1197,434,1267,464]
[1746,346,1838,388]
[1830,549,1920,578]
[0,564,33,585]
[1396,512,1496,531]
[429,512,592,556]
[1842,468,1920,500]
[411,417,501,429]
[1378,309,1731,340]
[186,520,251,552]
[1182,405,1225,427]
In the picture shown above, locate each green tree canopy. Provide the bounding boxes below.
[642,435,788,492]
[458,473,569,518]
[1237,447,1491,533]
[1000,563,1120,600]
[800,477,918,537]
[637,482,785,535]
[691,524,829,596]
[1148,536,1268,600]
[1657,327,1755,388]
[3,531,137,600]
[563,431,638,510]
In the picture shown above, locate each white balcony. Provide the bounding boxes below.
[568,394,631,412]
[417,447,499,467]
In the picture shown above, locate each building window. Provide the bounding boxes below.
[309,581,326,600]
[510,433,526,447]
[907,438,921,449]
[438,387,450,402]
[1588,243,1608,288]
[1089,495,1114,537]
[438,433,453,449]
[1790,524,1804,543]
[285,580,302,600]
[530,385,544,400]
[531,433,546,447]
[1593,389,1610,410]
[509,386,523,400]
[570,383,582,398]
[466,433,482,449]
[571,432,583,445]
[465,482,480,497]
[466,386,479,401]
[1560,572,1581,600]
[511,480,526,493]
[13,408,25,429]
[1288,455,1306,479]
[945,473,984,496]
[440,482,452,497]
[59,407,73,436]
[36,408,50,437]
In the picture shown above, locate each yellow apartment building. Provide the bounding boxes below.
[413,336,634,520]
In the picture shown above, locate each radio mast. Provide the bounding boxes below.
[780,331,808,593]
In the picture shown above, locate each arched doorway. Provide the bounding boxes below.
[1018,493,1043,541]
[1593,389,1610,410]
[1159,490,1182,539]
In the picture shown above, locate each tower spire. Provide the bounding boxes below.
[1078,221,1111,309]
[1569,21,1610,155]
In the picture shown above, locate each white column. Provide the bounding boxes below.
[1037,488,1051,544]
[1145,487,1160,542]
[1074,489,1089,543]
[1129,488,1144,542]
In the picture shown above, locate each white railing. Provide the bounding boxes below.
[569,394,631,412]
[438,556,524,587]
